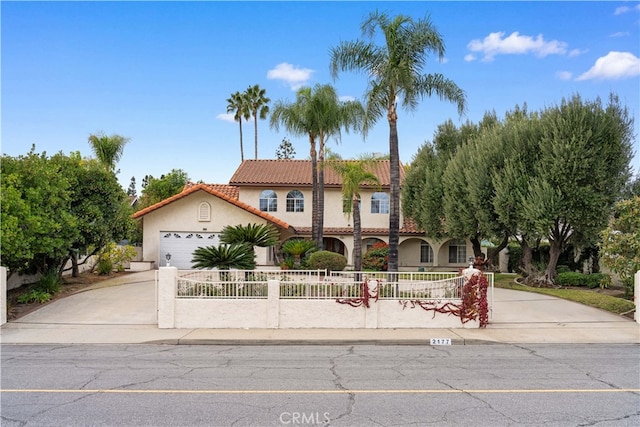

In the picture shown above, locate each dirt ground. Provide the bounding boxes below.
[6,271,134,321]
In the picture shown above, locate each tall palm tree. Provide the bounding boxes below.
[330,157,380,273]
[245,84,270,159]
[226,91,250,162]
[330,11,467,273]
[270,84,365,249]
[87,132,130,172]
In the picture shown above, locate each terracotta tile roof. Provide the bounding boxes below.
[184,182,239,199]
[293,218,424,237]
[228,159,404,188]
[132,183,294,231]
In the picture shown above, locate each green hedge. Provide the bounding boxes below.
[556,272,611,289]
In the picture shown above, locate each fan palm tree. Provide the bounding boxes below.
[87,132,130,172]
[330,11,467,272]
[270,84,365,248]
[226,91,250,162]
[191,243,256,271]
[244,84,270,159]
[330,157,380,273]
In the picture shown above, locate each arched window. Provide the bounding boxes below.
[448,239,467,264]
[286,190,304,212]
[198,202,211,222]
[371,192,389,214]
[420,241,434,263]
[259,190,277,212]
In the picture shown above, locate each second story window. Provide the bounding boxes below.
[371,192,389,214]
[286,190,304,212]
[259,190,277,212]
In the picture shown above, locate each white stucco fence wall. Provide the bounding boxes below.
[157,267,479,329]
[1,266,7,326]
[635,270,640,324]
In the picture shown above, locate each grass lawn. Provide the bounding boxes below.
[493,273,635,316]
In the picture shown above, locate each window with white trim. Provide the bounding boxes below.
[420,241,434,263]
[286,190,304,212]
[448,239,467,263]
[371,192,389,214]
[259,190,278,212]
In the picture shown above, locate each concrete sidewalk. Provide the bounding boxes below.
[1,270,638,345]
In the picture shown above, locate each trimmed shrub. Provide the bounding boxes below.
[362,242,388,271]
[556,272,611,289]
[306,250,347,271]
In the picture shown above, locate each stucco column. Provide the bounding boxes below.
[267,279,280,328]
[364,279,379,328]
[1,266,7,325]
[158,267,177,328]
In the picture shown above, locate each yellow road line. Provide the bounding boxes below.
[2,389,639,394]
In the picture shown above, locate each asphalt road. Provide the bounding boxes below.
[1,343,639,426]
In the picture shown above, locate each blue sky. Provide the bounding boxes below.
[2,1,639,193]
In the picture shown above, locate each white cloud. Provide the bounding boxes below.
[556,71,573,80]
[609,31,630,38]
[464,53,476,62]
[576,51,640,81]
[614,4,640,15]
[467,31,568,62]
[339,95,356,102]
[216,113,236,124]
[267,62,314,90]
[568,48,587,57]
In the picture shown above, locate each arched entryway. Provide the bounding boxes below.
[323,237,346,257]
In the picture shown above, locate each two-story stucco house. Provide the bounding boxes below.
[133,159,472,271]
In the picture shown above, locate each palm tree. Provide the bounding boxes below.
[270,84,365,248]
[226,91,250,162]
[330,11,467,272]
[191,243,256,271]
[220,223,280,262]
[330,157,380,273]
[244,84,270,159]
[281,239,317,268]
[87,132,130,172]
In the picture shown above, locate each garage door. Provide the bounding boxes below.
[159,232,220,269]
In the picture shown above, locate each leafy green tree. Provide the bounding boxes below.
[127,176,137,197]
[270,84,365,248]
[521,94,633,284]
[244,84,270,159]
[191,244,256,270]
[275,137,296,159]
[58,153,132,276]
[330,11,466,272]
[137,169,189,210]
[622,173,640,198]
[87,132,130,171]
[1,148,77,276]
[599,196,640,297]
[227,91,250,162]
[330,157,380,272]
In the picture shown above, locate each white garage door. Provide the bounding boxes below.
[159,232,220,269]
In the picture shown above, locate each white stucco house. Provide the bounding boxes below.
[133,159,473,270]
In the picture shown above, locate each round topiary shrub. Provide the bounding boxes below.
[306,250,347,271]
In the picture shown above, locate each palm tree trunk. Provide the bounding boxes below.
[353,194,362,272]
[316,135,326,249]
[309,133,319,244]
[238,120,244,162]
[388,115,400,274]
[254,114,258,159]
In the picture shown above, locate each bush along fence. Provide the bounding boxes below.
[156,267,491,329]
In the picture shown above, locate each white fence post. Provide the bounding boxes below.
[635,270,639,324]
[158,267,177,328]
[267,279,280,328]
[1,266,7,325]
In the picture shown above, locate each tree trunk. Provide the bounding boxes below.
[353,194,362,272]
[316,135,325,249]
[545,238,563,285]
[238,120,244,162]
[486,232,509,269]
[309,133,318,244]
[254,114,258,159]
[387,114,400,274]
[470,234,482,258]
[519,238,534,277]
[71,251,80,277]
